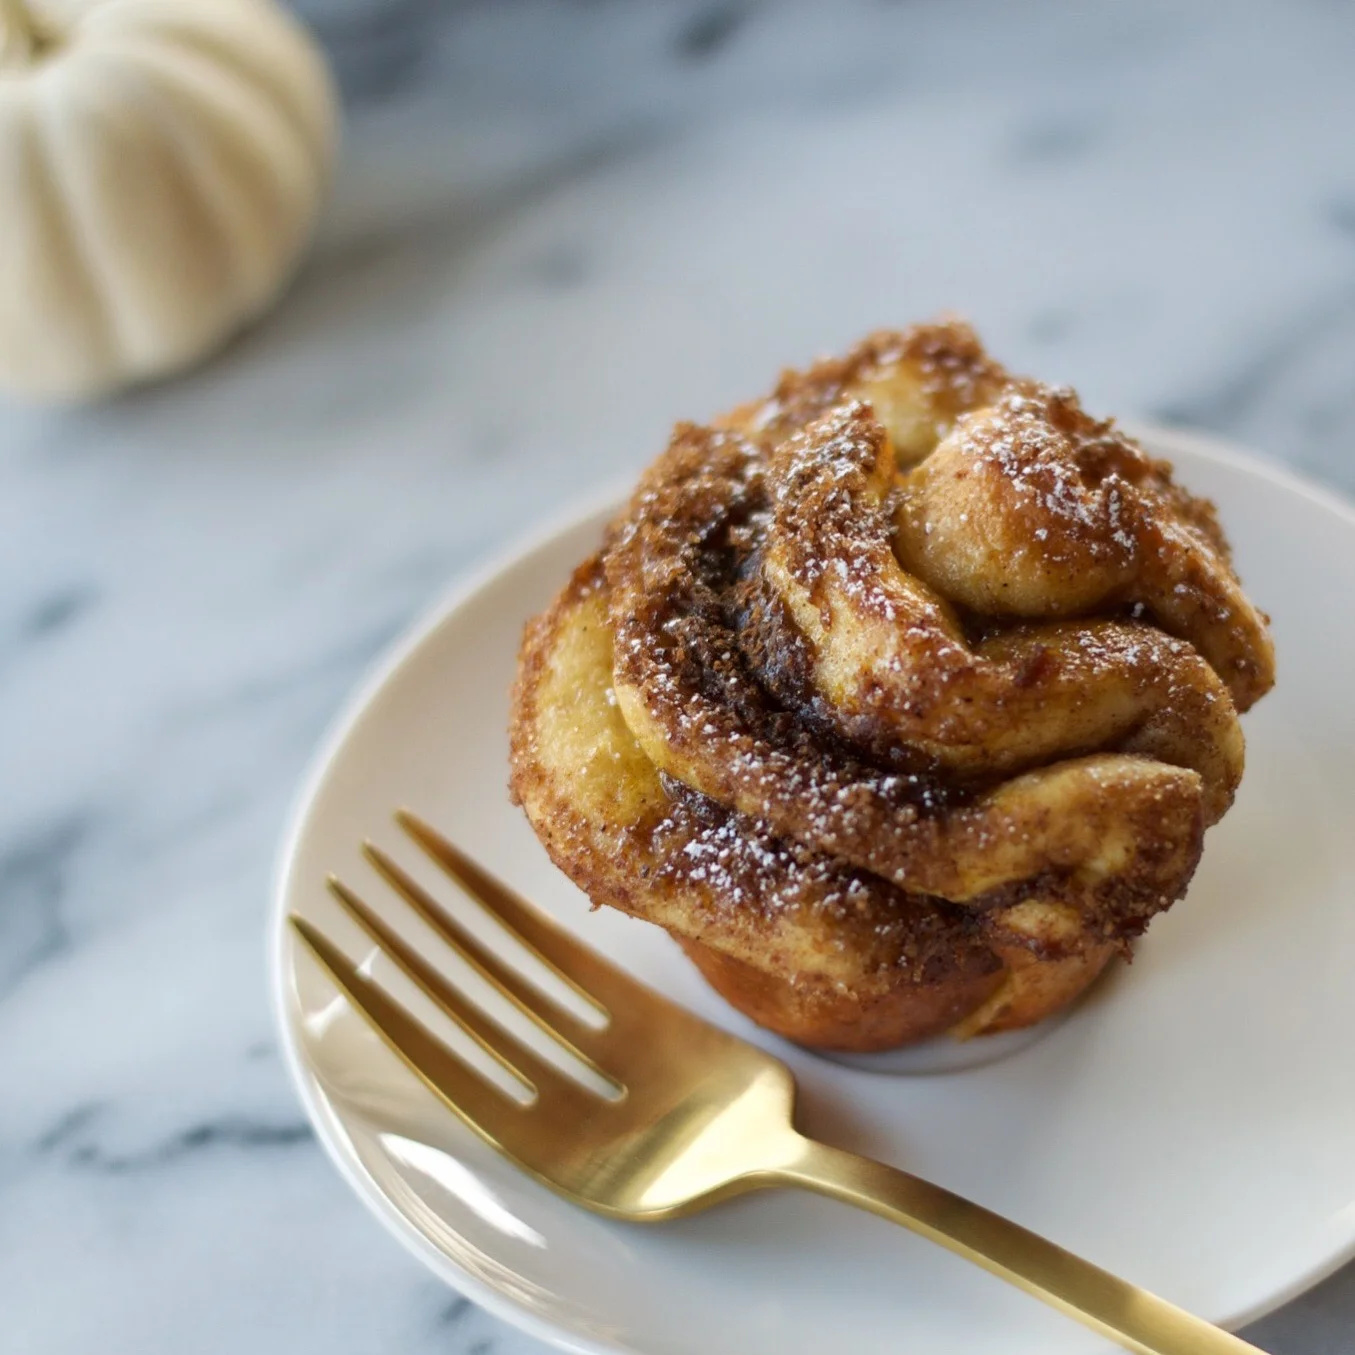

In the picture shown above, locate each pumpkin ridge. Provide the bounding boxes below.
[29,85,123,370]
[93,44,308,308]
[76,1,333,172]
[43,60,246,369]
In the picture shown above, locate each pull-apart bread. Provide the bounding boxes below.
[509,321,1275,1051]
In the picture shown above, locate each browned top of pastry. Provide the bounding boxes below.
[720,320,1010,460]
[893,380,1273,710]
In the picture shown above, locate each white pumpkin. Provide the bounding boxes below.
[0,0,337,401]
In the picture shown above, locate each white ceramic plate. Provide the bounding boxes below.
[271,426,1355,1355]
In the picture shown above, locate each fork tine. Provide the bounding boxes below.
[396,809,675,1017]
[362,842,609,1053]
[289,915,530,1143]
[325,877,618,1107]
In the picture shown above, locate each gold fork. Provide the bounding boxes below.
[290,809,1266,1355]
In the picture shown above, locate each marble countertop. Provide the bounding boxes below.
[6,1,1355,1351]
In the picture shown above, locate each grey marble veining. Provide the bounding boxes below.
[4,1,1355,1351]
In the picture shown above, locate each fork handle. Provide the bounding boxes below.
[774,1136,1266,1355]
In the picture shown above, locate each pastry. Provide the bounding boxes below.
[509,321,1275,1051]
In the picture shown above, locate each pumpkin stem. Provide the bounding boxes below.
[0,0,37,68]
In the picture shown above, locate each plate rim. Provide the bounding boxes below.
[269,424,1355,1354]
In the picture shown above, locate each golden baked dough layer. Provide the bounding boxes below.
[509,321,1275,1051]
